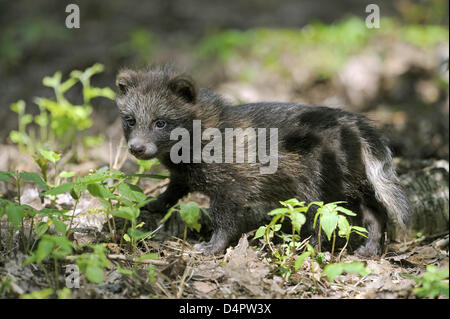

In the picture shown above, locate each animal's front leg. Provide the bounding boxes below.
[143,178,190,214]
[194,200,243,255]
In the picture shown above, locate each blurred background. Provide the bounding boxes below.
[0,0,448,168]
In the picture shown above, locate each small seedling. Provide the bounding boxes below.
[402,266,449,299]
[163,201,206,256]
[322,261,371,282]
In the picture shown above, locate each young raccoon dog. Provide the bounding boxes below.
[115,66,410,256]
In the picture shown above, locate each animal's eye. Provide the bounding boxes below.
[155,120,166,129]
[124,116,136,127]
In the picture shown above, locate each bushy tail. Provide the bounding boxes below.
[361,140,411,231]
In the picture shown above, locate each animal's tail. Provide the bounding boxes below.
[361,139,411,232]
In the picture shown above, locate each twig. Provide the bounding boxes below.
[176,261,192,298]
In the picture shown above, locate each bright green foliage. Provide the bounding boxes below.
[0,275,14,296]
[75,244,112,284]
[254,198,314,244]
[9,63,115,154]
[163,201,204,233]
[312,201,368,255]
[322,261,371,282]
[20,288,54,299]
[254,199,369,281]
[254,199,316,280]
[24,234,73,267]
[403,266,449,299]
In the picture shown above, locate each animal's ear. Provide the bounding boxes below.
[168,76,197,104]
[116,70,137,94]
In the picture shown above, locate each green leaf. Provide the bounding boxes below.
[20,288,54,299]
[138,253,158,261]
[320,210,338,241]
[59,171,75,178]
[125,173,169,180]
[35,222,49,238]
[136,158,159,171]
[60,77,78,94]
[128,228,152,241]
[273,224,282,232]
[51,218,67,236]
[323,262,370,282]
[281,198,305,207]
[87,183,117,200]
[43,71,61,88]
[86,265,104,283]
[110,206,139,221]
[254,226,266,239]
[43,182,75,196]
[342,262,371,276]
[39,149,60,164]
[267,207,290,216]
[20,172,48,190]
[351,226,368,233]
[322,263,343,282]
[294,251,311,272]
[117,265,133,275]
[337,215,351,237]
[290,211,306,232]
[118,183,147,202]
[50,235,73,258]
[179,202,201,232]
[0,172,12,182]
[5,203,24,229]
[57,288,72,299]
[10,100,26,114]
[79,172,109,184]
[336,206,356,216]
[147,265,156,284]
[316,252,325,265]
[36,239,55,263]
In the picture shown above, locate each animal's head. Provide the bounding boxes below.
[115,66,197,160]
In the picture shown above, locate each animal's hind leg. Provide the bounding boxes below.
[355,202,386,256]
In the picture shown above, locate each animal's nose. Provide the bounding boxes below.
[129,144,146,156]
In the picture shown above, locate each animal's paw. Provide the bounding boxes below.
[354,242,381,257]
[193,230,231,255]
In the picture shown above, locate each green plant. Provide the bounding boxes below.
[403,266,449,299]
[322,261,371,282]
[253,199,368,280]
[75,244,112,284]
[0,275,14,297]
[19,287,71,299]
[9,63,115,154]
[254,199,316,279]
[24,234,73,290]
[0,171,49,253]
[163,201,206,256]
[312,201,368,256]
